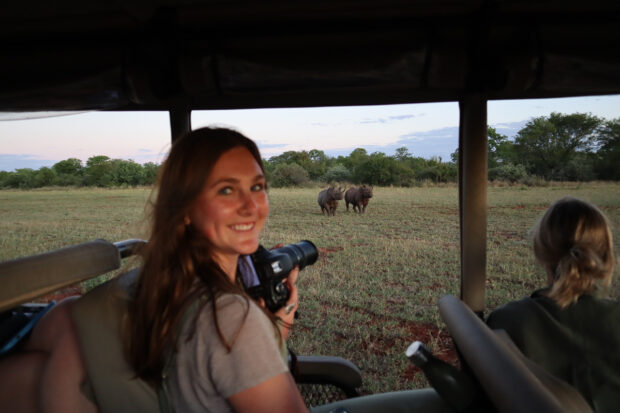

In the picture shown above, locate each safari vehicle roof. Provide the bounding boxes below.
[2,0,620,312]
[2,0,620,113]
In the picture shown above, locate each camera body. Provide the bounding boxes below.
[246,240,318,312]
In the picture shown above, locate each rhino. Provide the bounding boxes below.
[344,185,373,213]
[318,186,344,216]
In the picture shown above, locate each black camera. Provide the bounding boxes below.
[243,240,318,312]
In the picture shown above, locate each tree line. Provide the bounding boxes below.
[1,112,618,189]
[265,112,619,186]
[0,156,159,189]
[482,113,619,182]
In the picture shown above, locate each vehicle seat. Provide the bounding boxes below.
[71,269,159,413]
[438,295,593,413]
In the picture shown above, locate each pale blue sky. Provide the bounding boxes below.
[1,95,619,171]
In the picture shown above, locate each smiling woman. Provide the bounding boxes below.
[125,127,306,413]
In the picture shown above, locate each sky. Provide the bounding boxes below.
[1,95,619,171]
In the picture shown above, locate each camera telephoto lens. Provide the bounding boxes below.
[275,240,318,271]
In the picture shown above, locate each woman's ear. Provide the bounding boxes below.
[184,215,191,226]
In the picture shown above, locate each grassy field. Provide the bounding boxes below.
[1,183,619,395]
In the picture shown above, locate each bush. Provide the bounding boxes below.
[1,169,37,188]
[110,159,144,186]
[322,164,351,183]
[53,173,83,186]
[34,167,56,187]
[142,162,159,185]
[550,155,596,181]
[416,167,439,183]
[521,175,549,187]
[489,163,528,183]
[270,163,310,187]
[83,156,113,187]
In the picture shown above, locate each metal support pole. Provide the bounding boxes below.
[458,94,487,314]
[169,106,192,143]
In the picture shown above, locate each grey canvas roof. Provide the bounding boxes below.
[2,0,620,112]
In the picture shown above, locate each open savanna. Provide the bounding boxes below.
[1,182,619,396]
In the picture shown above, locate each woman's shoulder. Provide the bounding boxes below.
[214,293,264,318]
[486,290,551,328]
[487,288,620,329]
[575,293,620,318]
[190,293,272,341]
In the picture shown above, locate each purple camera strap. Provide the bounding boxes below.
[238,255,260,288]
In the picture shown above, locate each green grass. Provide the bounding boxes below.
[1,182,619,394]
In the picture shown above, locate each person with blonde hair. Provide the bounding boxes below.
[487,196,619,413]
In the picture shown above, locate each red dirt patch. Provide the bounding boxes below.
[317,302,458,383]
[494,231,523,240]
[318,246,344,255]
[317,246,344,263]
[402,321,458,380]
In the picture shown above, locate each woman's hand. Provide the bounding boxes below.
[274,266,299,340]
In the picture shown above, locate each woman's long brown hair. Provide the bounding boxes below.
[124,127,271,387]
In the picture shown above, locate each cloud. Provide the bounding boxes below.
[316,126,459,160]
[489,120,527,139]
[360,118,388,124]
[392,126,459,159]
[257,142,288,150]
[360,113,417,124]
[0,154,56,172]
[389,114,415,121]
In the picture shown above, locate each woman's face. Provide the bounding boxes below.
[189,146,269,271]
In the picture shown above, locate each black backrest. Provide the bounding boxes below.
[438,295,593,413]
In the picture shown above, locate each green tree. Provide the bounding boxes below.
[307,149,328,180]
[343,148,369,181]
[52,158,83,176]
[487,127,515,168]
[416,157,457,183]
[0,171,9,187]
[3,169,37,188]
[309,149,327,163]
[595,118,620,180]
[450,127,516,168]
[348,148,368,165]
[514,112,601,179]
[110,159,144,186]
[52,158,83,186]
[269,151,312,170]
[34,167,56,187]
[141,162,160,185]
[488,163,528,182]
[394,147,412,162]
[270,163,310,187]
[355,152,412,185]
[84,155,113,186]
[322,164,351,183]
